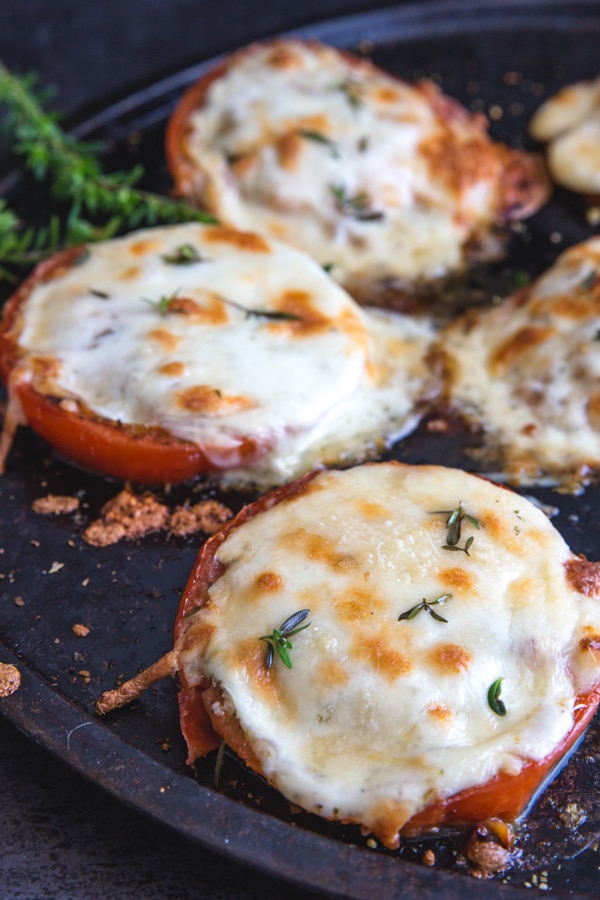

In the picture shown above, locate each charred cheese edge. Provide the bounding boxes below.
[167,39,548,296]
[530,75,600,195]
[441,237,600,491]
[0,222,435,487]
[177,462,600,848]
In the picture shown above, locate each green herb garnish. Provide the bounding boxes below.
[487,678,507,716]
[162,243,204,265]
[0,59,217,278]
[580,269,597,291]
[298,129,340,158]
[398,593,452,623]
[334,79,363,110]
[330,184,383,222]
[143,290,179,317]
[260,609,311,670]
[433,502,480,555]
[220,296,302,322]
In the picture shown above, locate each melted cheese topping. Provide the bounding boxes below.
[178,462,600,846]
[175,40,543,291]
[9,223,435,487]
[530,75,600,194]
[443,237,600,490]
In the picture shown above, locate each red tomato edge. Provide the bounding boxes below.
[173,466,600,834]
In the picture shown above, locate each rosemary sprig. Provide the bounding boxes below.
[333,79,363,110]
[329,184,384,222]
[260,609,311,670]
[487,678,507,716]
[0,59,217,276]
[398,593,452,623]
[142,290,179,317]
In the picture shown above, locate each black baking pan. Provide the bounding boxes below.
[2,1,600,896]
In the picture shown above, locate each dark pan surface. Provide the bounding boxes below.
[2,1,600,896]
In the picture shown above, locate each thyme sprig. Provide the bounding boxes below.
[299,129,340,158]
[433,502,481,555]
[220,296,302,322]
[398,593,452,623]
[260,608,311,670]
[330,184,383,222]
[0,59,217,276]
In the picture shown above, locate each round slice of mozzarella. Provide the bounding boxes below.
[4,222,436,487]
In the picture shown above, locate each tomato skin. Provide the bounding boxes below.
[0,246,264,484]
[174,468,600,834]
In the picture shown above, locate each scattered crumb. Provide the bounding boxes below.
[72,623,91,638]
[83,488,169,546]
[423,849,436,866]
[14,596,25,607]
[83,488,233,546]
[587,206,600,226]
[366,838,378,850]
[0,662,20,697]
[78,669,91,684]
[32,494,81,515]
[465,826,513,878]
[169,500,233,537]
[47,561,65,574]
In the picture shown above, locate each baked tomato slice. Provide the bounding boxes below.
[173,464,600,839]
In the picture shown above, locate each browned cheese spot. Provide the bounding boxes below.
[177,385,253,416]
[167,293,229,325]
[334,587,386,623]
[587,392,600,432]
[490,326,555,374]
[419,128,496,203]
[119,266,143,280]
[426,702,453,723]
[266,43,303,69]
[275,131,303,170]
[428,642,471,675]
[374,85,399,104]
[317,658,350,688]
[148,328,179,350]
[281,528,357,571]
[355,499,390,518]
[565,556,600,598]
[354,635,412,681]
[129,238,162,256]
[256,571,283,592]
[158,361,185,377]
[203,226,271,253]
[439,566,475,591]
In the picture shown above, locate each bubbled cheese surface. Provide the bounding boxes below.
[178,41,531,289]
[443,237,600,490]
[178,463,600,846]
[10,223,435,487]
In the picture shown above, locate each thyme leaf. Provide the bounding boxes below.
[488,678,507,716]
[220,296,302,322]
[298,129,340,158]
[162,243,204,265]
[329,184,384,222]
[398,593,452,623]
[142,290,179,317]
[433,502,480,554]
[333,79,363,110]
[260,608,311,669]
